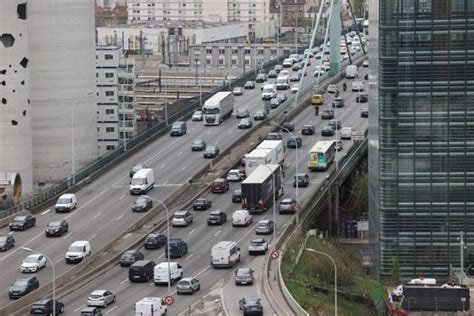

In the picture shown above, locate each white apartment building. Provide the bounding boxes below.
[96,46,136,156]
[127,0,275,40]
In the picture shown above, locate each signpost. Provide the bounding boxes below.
[164,295,174,306]
[352,131,365,141]
[271,250,280,260]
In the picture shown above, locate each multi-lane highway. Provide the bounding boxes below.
[0,52,354,311]
[55,66,369,315]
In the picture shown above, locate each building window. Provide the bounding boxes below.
[105,91,115,97]
[105,109,115,115]
[271,48,277,55]
[219,48,226,54]
[206,58,212,65]
[218,58,224,65]
[106,145,115,150]
[232,48,238,54]
[245,59,250,65]
[194,48,200,55]
[244,48,251,54]
[206,48,212,54]
[106,127,115,133]
[231,59,237,65]
[257,48,264,55]
[105,72,114,78]
[105,54,113,60]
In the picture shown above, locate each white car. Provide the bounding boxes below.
[362,59,369,67]
[87,290,116,308]
[351,80,364,92]
[341,127,353,140]
[327,84,338,94]
[227,169,242,182]
[21,254,47,273]
[233,87,244,96]
[291,84,300,94]
[232,210,253,227]
[248,238,269,255]
[192,110,203,121]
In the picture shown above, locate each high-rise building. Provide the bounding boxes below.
[96,46,136,156]
[369,0,474,280]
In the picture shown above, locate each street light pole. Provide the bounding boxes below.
[21,247,56,315]
[306,248,337,315]
[142,196,171,295]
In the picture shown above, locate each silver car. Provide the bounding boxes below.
[177,277,201,295]
[249,238,268,255]
[87,290,115,307]
[171,211,193,227]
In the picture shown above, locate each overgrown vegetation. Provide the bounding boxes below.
[282,237,386,315]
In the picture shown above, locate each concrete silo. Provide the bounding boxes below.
[0,1,33,200]
[29,0,97,184]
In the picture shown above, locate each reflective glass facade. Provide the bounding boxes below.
[369,0,474,280]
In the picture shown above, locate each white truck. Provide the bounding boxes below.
[130,168,155,195]
[346,65,358,79]
[245,140,284,175]
[211,241,241,268]
[134,297,167,316]
[153,262,183,285]
[202,91,234,125]
[276,75,290,90]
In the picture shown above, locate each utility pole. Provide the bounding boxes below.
[294,2,298,53]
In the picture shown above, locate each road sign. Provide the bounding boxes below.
[271,250,280,260]
[164,295,174,305]
[352,131,365,141]
[294,204,302,212]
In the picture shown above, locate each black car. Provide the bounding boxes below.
[293,173,310,187]
[329,120,342,130]
[129,163,145,177]
[244,81,255,89]
[232,189,242,203]
[321,109,334,120]
[30,299,65,315]
[191,139,207,151]
[80,307,102,316]
[132,195,152,212]
[193,198,212,210]
[253,110,266,121]
[287,136,302,149]
[9,215,36,231]
[119,249,144,267]
[207,210,227,225]
[301,125,315,135]
[255,73,267,83]
[265,132,282,140]
[267,70,277,78]
[204,146,219,158]
[144,233,167,250]
[9,276,39,299]
[281,122,295,132]
[321,126,335,136]
[45,219,69,237]
[236,108,250,119]
[361,108,369,117]
[332,97,345,108]
[239,297,263,316]
[356,92,368,103]
[238,118,253,129]
[0,234,14,251]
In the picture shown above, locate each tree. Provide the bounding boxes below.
[391,257,400,284]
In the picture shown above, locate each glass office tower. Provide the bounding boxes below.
[369,0,474,280]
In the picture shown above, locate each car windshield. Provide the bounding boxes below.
[131,178,146,185]
[13,279,29,286]
[238,109,248,114]
[0,236,6,242]
[174,214,185,219]
[178,280,190,286]
[209,214,220,219]
[24,256,38,263]
[195,199,206,204]
[57,198,71,204]
[123,251,135,256]
[206,147,216,152]
[281,199,293,205]
[68,245,83,252]
[48,221,61,227]
[256,111,264,115]
[14,216,26,221]
[89,294,103,299]
[192,140,203,145]
[250,240,264,246]
[236,268,251,276]
[135,197,147,204]
[132,164,143,171]
[203,107,219,114]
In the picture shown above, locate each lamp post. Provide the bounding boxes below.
[270,122,299,225]
[142,195,171,295]
[305,248,337,315]
[227,25,244,90]
[21,247,56,315]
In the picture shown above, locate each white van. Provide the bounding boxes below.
[351,80,364,92]
[135,297,167,316]
[153,262,183,285]
[232,210,253,227]
[65,240,91,264]
[276,75,289,90]
[130,168,154,195]
[346,65,358,79]
[282,58,293,68]
[211,241,241,268]
[261,84,276,100]
[55,193,77,213]
[289,54,299,63]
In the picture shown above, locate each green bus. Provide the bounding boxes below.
[308,141,336,171]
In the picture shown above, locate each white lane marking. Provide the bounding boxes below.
[213,230,221,237]
[74,305,86,312]
[188,228,196,235]
[93,212,102,219]
[120,278,128,285]
[159,164,166,170]
[116,214,124,221]
[228,130,233,135]
[308,120,313,124]
[185,253,194,261]
[119,194,125,200]
[286,162,291,167]
[63,232,72,239]
[55,257,63,264]
[181,166,187,171]
[41,209,50,215]
[206,130,211,135]
[89,234,97,241]
[106,306,117,314]
[158,253,165,259]
[177,151,183,156]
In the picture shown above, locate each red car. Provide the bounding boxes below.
[211,178,229,193]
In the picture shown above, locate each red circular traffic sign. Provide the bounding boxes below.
[271,250,280,260]
[164,295,174,305]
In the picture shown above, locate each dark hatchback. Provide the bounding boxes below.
[232,189,242,203]
[207,210,227,225]
[45,219,69,237]
[301,125,315,135]
[281,122,295,132]
[165,239,188,258]
[120,249,144,267]
[321,126,335,136]
[356,92,368,103]
[30,299,65,315]
[253,110,266,121]
[144,233,167,250]
[203,146,219,158]
[9,276,39,299]
[265,132,282,140]
[293,173,310,187]
[239,297,263,315]
[238,118,253,129]
[9,215,36,231]
[193,198,212,210]
[321,109,334,120]
[191,139,207,151]
[361,108,369,118]
[0,234,14,251]
[287,136,302,149]
[132,195,152,212]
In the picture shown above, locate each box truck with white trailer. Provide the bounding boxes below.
[241,164,283,212]
[202,91,234,125]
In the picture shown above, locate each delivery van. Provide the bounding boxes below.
[130,168,155,195]
[211,241,241,268]
[153,262,183,285]
[134,297,167,316]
